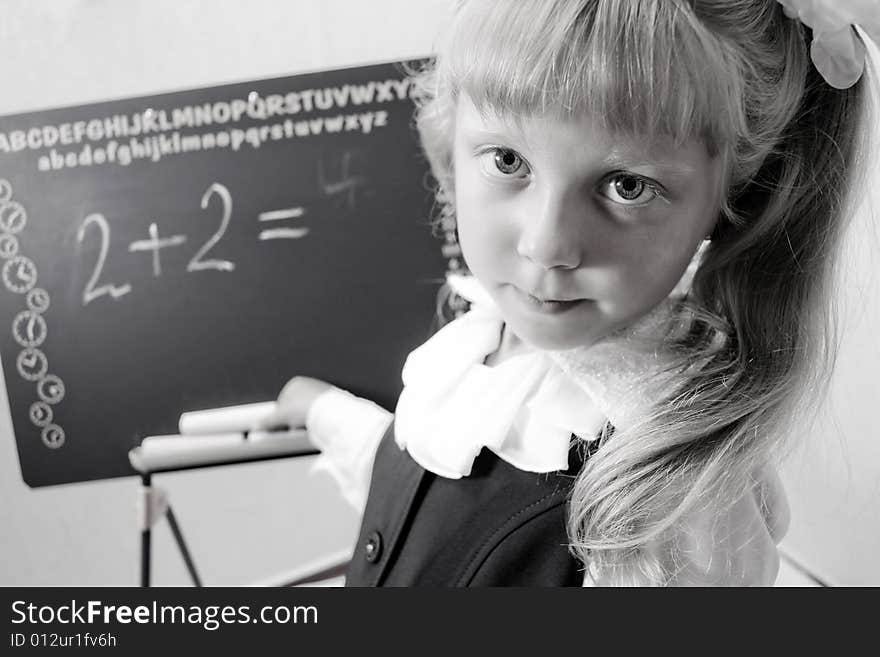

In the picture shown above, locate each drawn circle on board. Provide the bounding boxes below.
[3,255,38,294]
[26,288,50,313]
[12,310,47,348]
[0,201,27,234]
[0,179,11,203]
[29,401,53,428]
[17,347,48,381]
[37,375,65,404]
[41,424,65,449]
[0,234,18,259]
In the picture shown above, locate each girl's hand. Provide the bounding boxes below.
[253,376,334,430]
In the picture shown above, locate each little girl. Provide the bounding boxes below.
[258,0,877,585]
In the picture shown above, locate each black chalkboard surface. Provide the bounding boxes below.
[0,60,456,487]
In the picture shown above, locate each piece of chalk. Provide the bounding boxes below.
[179,401,278,435]
[128,429,314,473]
[142,432,245,452]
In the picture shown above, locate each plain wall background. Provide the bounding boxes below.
[0,0,877,586]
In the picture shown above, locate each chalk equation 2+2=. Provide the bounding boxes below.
[75,152,367,307]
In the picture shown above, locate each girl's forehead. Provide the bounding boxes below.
[443,0,739,162]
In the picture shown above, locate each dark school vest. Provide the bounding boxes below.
[345,422,589,587]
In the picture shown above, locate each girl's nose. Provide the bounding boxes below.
[515,188,585,270]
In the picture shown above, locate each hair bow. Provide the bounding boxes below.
[775,0,880,89]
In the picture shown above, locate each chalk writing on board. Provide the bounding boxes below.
[0,233,18,258]
[3,255,38,294]
[29,401,52,427]
[76,214,133,305]
[189,183,234,272]
[12,310,47,348]
[73,147,370,306]
[0,179,67,451]
[41,424,64,449]
[37,375,64,405]
[0,201,27,233]
[75,182,240,303]
[129,223,188,277]
[258,207,308,240]
[27,288,50,313]
[4,80,410,157]
[17,347,47,381]
[2,78,412,167]
[259,207,304,221]
[30,109,391,173]
[259,228,309,241]
[318,150,366,210]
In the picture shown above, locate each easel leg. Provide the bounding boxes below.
[140,474,152,587]
[165,506,202,587]
[141,526,151,587]
[138,474,203,587]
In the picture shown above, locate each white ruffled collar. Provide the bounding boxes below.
[393,275,685,479]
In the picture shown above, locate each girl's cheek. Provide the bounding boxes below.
[459,186,516,247]
[459,210,500,263]
[485,211,523,263]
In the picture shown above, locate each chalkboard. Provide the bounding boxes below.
[0,60,458,488]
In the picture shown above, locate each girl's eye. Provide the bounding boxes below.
[477,148,531,179]
[494,149,524,175]
[601,174,664,207]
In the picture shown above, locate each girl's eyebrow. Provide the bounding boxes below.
[603,155,698,178]
[602,140,706,177]
[460,126,538,156]
[465,129,512,141]
[460,124,525,145]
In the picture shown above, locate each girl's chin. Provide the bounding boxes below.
[500,316,608,353]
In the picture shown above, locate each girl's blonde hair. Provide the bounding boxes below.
[412,0,876,583]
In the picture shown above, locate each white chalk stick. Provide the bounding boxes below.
[179,401,278,435]
[128,429,314,473]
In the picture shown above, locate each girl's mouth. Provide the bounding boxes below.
[514,287,588,314]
